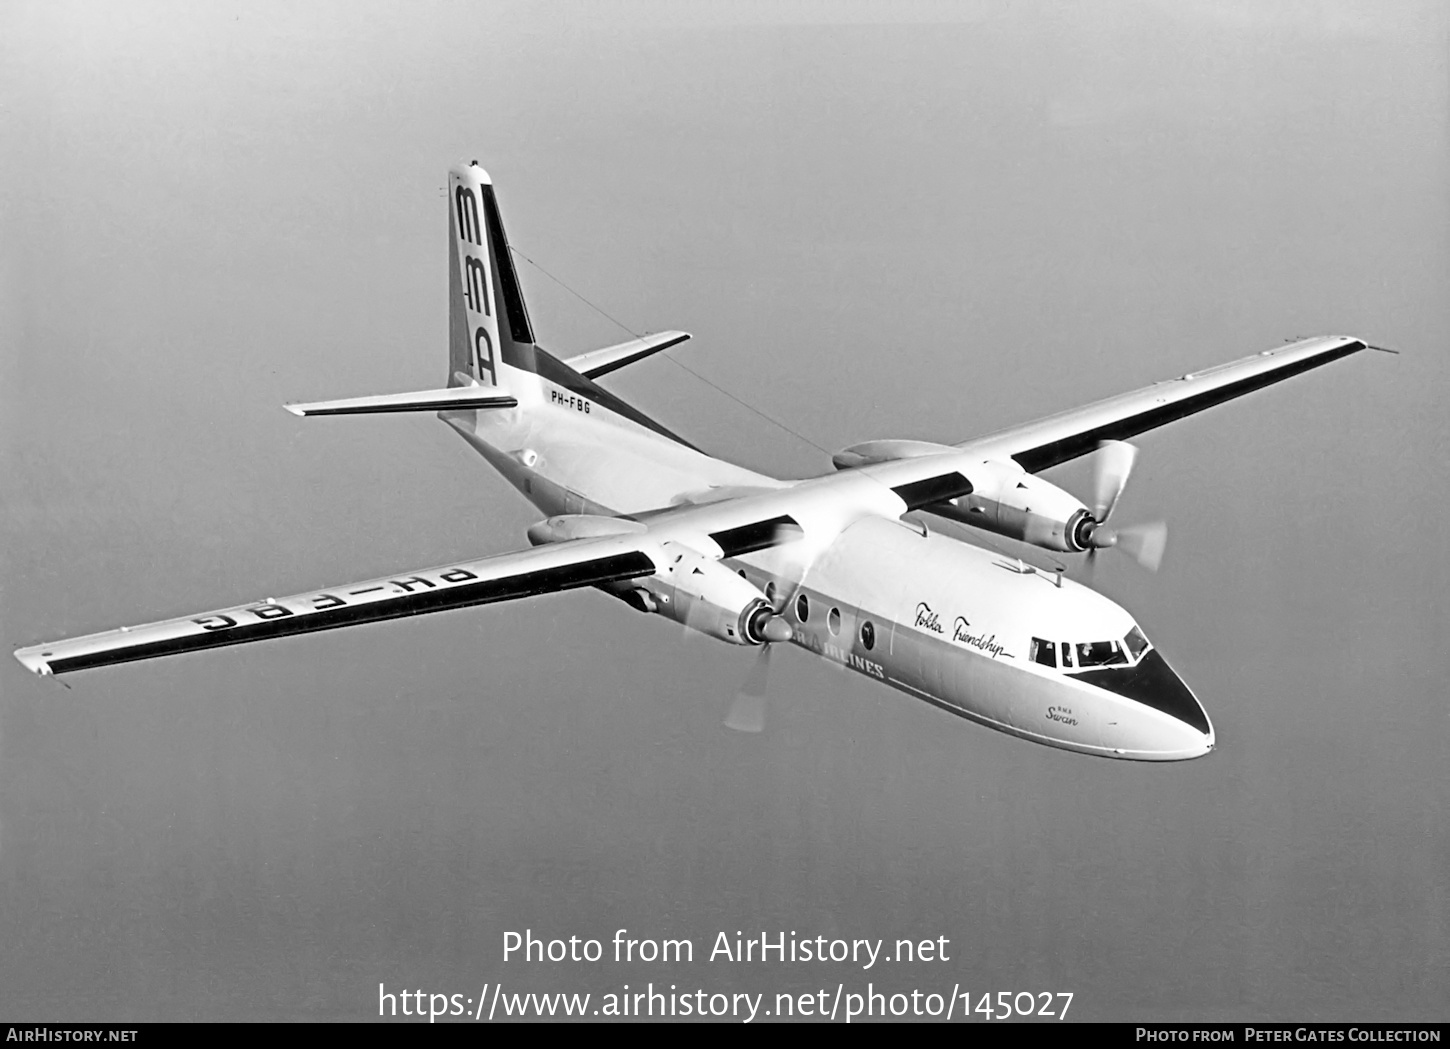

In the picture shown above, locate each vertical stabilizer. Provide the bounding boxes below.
[448,162,538,387]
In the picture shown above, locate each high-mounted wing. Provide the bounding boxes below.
[13,534,659,676]
[959,336,1369,473]
[564,331,691,379]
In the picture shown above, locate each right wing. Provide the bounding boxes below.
[958,335,1370,473]
[14,534,658,676]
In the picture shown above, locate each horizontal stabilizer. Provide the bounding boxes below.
[564,331,690,379]
[284,386,518,417]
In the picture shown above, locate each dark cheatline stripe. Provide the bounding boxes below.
[533,348,701,451]
[710,515,802,558]
[892,472,974,511]
[1013,340,1366,473]
[1069,649,1210,733]
[301,396,518,415]
[581,333,691,379]
[45,551,657,675]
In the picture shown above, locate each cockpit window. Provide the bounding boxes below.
[1033,635,1148,671]
[1123,626,1150,660]
[1075,639,1128,668]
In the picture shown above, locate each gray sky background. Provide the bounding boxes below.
[2,0,1446,1022]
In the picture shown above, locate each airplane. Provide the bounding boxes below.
[12,161,1381,761]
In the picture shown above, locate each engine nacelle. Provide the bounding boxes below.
[937,460,1095,553]
[631,545,787,646]
[526,514,647,546]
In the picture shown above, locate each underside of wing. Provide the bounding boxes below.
[959,336,1369,472]
[14,534,659,676]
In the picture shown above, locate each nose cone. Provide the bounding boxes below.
[1071,649,1215,759]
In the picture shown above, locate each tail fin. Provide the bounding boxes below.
[448,162,538,387]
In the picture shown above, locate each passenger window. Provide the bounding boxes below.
[828,607,841,635]
[1031,637,1056,668]
[860,620,876,650]
[796,593,809,622]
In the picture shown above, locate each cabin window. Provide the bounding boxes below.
[828,607,842,635]
[860,620,876,650]
[1031,637,1056,668]
[1075,639,1128,668]
[796,593,809,622]
[765,580,777,605]
[1123,625,1150,661]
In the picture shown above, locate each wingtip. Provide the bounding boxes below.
[14,647,53,676]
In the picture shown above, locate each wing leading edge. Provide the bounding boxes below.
[959,336,1368,473]
[14,534,659,676]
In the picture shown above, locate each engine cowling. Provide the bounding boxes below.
[526,514,648,545]
[936,460,1096,553]
[632,545,789,646]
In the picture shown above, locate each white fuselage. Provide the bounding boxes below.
[444,363,1214,761]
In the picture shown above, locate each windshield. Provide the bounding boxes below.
[1123,626,1150,660]
[1075,639,1128,668]
[1032,627,1152,671]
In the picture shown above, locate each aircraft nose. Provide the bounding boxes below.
[1072,648,1214,745]
[1134,650,1211,736]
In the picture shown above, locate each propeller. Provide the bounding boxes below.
[721,520,809,733]
[724,644,772,733]
[1086,520,1167,572]
[1082,441,1168,575]
[1091,440,1138,523]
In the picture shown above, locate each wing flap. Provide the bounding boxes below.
[959,336,1367,472]
[15,536,658,676]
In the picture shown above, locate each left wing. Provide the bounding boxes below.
[14,534,659,676]
[959,335,1369,472]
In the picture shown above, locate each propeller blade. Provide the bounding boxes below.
[725,645,771,733]
[1114,521,1168,572]
[1092,440,1139,523]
